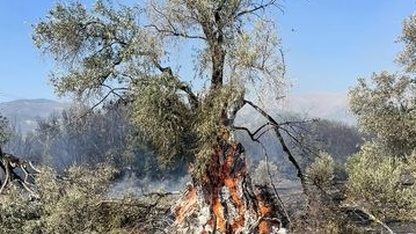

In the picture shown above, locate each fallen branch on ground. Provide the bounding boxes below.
[0,146,39,197]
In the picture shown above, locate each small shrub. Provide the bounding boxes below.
[346,142,416,221]
[253,159,279,186]
[306,152,335,189]
[0,164,172,234]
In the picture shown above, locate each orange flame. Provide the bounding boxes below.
[173,129,280,234]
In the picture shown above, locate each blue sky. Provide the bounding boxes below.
[0,0,415,102]
[279,0,415,93]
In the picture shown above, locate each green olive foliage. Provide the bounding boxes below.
[252,159,279,186]
[0,164,173,234]
[33,0,285,174]
[349,13,416,156]
[347,11,416,222]
[398,13,416,73]
[348,13,416,156]
[346,143,416,221]
[295,152,364,234]
[349,72,416,156]
[0,164,117,233]
[306,152,335,189]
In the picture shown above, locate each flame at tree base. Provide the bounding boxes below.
[172,131,284,234]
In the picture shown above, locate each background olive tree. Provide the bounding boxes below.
[347,11,416,221]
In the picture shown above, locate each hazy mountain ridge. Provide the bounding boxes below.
[281,92,356,125]
[0,98,70,134]
[0,93,354,134]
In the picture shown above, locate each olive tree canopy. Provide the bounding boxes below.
[33,0,286,170]
[346,12,416,223]
[349,13,416,156]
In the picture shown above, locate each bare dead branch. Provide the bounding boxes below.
[342,204,395,234]
[0,165,9,194]
[146,24,206,40]
[233,123,272,141]
[279,48,286,80]
[257,137,292,227]
[234,123,291,227]
[0,149,40,196]
[242,99,314,213]
[147,2,206,41]
[279,126,320,159]
[101,84,129,104]
[235,0,279,18]
[88,90,113,113]
[243,99,303,179]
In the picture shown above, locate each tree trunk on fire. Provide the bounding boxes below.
[171,129,286,234]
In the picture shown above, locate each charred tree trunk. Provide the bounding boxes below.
[0,146,39,196]
[171,129,285,234]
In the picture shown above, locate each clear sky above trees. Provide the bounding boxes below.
[0,0,414,101]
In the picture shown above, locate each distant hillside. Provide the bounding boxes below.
[0,99,70,134]
[237,92,356,126]
[0,93,355,135]
[278,92,356,125]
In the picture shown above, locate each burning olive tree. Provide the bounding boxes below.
[33,0,293,233]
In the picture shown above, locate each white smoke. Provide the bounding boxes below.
[108,174,191,198]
